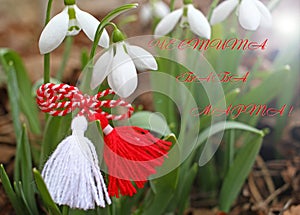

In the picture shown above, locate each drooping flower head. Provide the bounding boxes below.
[210,0,272,31]
[140,0,170,25]
[91,28,158,98]
[39,0,109,54]
[154,0,211,39]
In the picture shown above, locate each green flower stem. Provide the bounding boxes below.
[176,29,199,168]
[161,29,185,133]
[80,23,110,93]
[45,0,53,25]
[89,22,113,60]
[56,36,73,81]
[208,0,220,22]
[167,61,179,133]
[80,22,116,93]
[89,3,138,60]
[43,0,54,84]
[170,0,176,11]
[62,206,69,215]
[64,0,75,5]
[43,55,50,84]
[228,129,235,164]
[183,0,193,5]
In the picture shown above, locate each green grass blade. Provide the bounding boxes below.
[0,49,41,134]
[142,189,174,215]
[68,208,98,215]
[129,111,171,137]
[274,64,298,141]
[33,168,62,215]
[80,48,89,70]
[14,125,39,215]
[272,39,299,142]
[0,53,23,181]
[177,163,198,214]
[197,121,264,166]
[233,66,290,106]
[150,133,179,190]
[40,114,71,168]
[199,88,241,127]
[197,121,264,149]
[0,165,24,215]
[150,166,179,194]
[56,36,73,80]
[16,181,37,215]
[117,190,145,215]
[143,134,179,214]
[62,206,70,215]
[219,135,263,212]
[13,181,31,215]
[224,129,235,174]
[0,52,22,141]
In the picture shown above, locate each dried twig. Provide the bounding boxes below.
[252,183,290,211]
[256,156,277,202]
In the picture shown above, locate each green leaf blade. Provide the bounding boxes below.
[0,165,23,214]
[33,168,62,215]
[0,49,41,134]
[129,111,171,137]
[219,136,263,212]
[40,115,71,168]
[14,125,39,215]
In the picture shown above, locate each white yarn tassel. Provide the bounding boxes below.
[42,116,111,210]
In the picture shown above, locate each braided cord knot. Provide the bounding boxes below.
[36,83,134,123]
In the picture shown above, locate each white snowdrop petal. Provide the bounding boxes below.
[98,30,110,49]
[127,45,158,71]
[140,4,152,25]
[91,48,114,89]
[238,0,261,30]
[154,8,183,38]
[38,8,69,54]
[210,0,239,25]
[74,5,109,48]
[254,0,272,27]
[187,5,211,39]
[108,44,137,98]
[108,68,137,98]
[154,1,170,18]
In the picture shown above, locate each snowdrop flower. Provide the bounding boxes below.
[154,0,211,39]
[140,0,170,25]
[91,29,158,98]
[210,0,272,31]
[39,0,109,54]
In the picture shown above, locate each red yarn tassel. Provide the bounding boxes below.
[104,126,172,197]
[92,113,172,198]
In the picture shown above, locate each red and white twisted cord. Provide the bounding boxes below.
[36,83,134,121]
